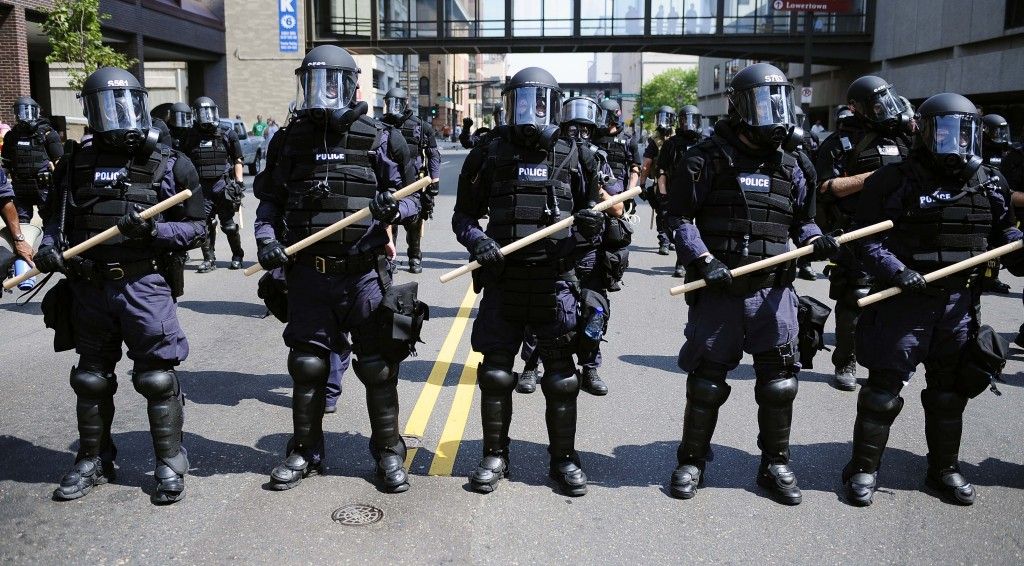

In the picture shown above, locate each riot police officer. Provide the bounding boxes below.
[1,96,63,224]
[166,102,193,150]
[640,106,676,255]
[453,67,604,496]
[978,114,1014,293]
[381,86,441,274]
[664,63,838,505]
[657,104,703,278]
[181,96,246,272]
[33,67,207,504]
[254,45,421,492]
[843,93,1023,506]
[814,75,913,391]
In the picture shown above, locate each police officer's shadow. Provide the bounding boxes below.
[176,300,269,318]
[177,370,292,409]
[0,431,277,499]
[416,250,478,271]
[617,354,835,386]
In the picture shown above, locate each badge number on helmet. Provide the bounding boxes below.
[737,173,771,193]
[518,164,549,181]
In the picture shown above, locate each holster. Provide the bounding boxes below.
[257,267,289,323]
[377,280,430,363]
[161,252,187,299]
[41,277,76,352]
[955,324,1008,398]
[796,295,832,369]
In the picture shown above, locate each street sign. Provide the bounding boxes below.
[771,0,853,12]
[800,86,813,104]
[278,0,299,53]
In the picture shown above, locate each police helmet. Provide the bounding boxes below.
[294,45,360,114]
[12,96,41,124]
[916,93,982,176]
[384,86,409,118]
[80,67,151,150]
[982,114,1011,148]
[192,96,220,131]
[502,67,562,138]
[728,63,797,148]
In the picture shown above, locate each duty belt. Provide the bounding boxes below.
[84,258,161,281]
[297,252,378,275]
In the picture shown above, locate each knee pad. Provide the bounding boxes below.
[70,366,117,398]
[921,388,968,417]
[479,351,516,392]
[857,384,904,425]
[752,342,798,373]
[754,374,799,407]
[287,350,330,386]
[686,374,731,407]
[221,221,239,234]
[132,368,180,400]
[541,370,580,400]
[353,353,395,387]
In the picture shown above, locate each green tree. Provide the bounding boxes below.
[637,67,698,131]
[43,0,136,91]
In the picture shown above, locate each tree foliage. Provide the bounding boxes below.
[637,68,698,130]
[43,0,136,91]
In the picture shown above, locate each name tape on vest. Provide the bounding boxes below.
[737,173,772,193]
[518,164,549,182]
[877,145,900,156]
[200,140,214,148]
[919,190,960,209]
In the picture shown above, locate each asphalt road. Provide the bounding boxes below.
[2,150,1024,564]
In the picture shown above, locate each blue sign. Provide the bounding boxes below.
[279,0,298,53]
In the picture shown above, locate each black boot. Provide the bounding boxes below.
[756,458,802,506]
[152,448,189,504]
[657,242,670,255]
[197,247,216,273]
[133,368,189,504]
[472,359,514,493]
[549,454,587,497]
[516,368,537,394]
[672,261,685,278]
[370,438,410,493]
[922,387,974,505]
[54,454,115,501]
[354,354,409,493]
[671,365,731,500]
[226,229,244,270]
[408,257,422,274]
[270,436,324,490]
[842,464,877,507]
[580,367,608,396]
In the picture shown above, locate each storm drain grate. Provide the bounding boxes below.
[332,503,384,526]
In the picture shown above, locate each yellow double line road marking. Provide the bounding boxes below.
[428,350,482,476]
[403,284,477,469]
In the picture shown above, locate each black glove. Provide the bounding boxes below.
[426,182,440,197]
[34,245,65,274]
[472,237,504,269]
[116,205,157,240]
[809,233,840,261]
[893,268,927,292]
[257,239,289,271]
[573,208,605,239]
[462,117,473,129]
[226,179,245,202]
[694,255,732,290]
[369,191,401,224]
[420,192,435,219]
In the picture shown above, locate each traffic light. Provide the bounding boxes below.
[430,104,439,117]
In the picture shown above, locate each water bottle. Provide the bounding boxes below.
[13,259,35,291]
[583,306,605,341]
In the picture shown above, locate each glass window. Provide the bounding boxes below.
[327,0,374,37]
[513,0,573,37]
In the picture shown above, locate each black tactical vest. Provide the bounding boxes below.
[69,143,167,259]
[10,124,51,195]
[484,138,576,263]
[593,133,630,185]
[187,130,229,181]
[393,114,425,170]
[694,137,798,284]
[889,163,994,276]
[841,129,910,176]
[279,116,382,255]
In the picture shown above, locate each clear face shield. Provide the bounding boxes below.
[562,98,598,128]
[294,68,358,111]
[82,88,151,133]
[922,114,982,164]
[384,96,408,116]
[679,113,701,133]
[597,106,619,128]
[194,105,220,126]
[504,87,561,128]
[733,84,796,128]
[985,122,1011,146]
[169,110,193,129]
[857,87,906,124]
[14,103,39,122]
[655,110,676,130]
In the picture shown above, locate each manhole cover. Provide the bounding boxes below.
[332,503,384,526]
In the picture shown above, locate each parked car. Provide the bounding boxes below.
[219,118,262,175]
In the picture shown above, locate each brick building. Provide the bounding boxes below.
[0,0,227,127]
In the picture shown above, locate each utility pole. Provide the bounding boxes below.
[801,11,814,126]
